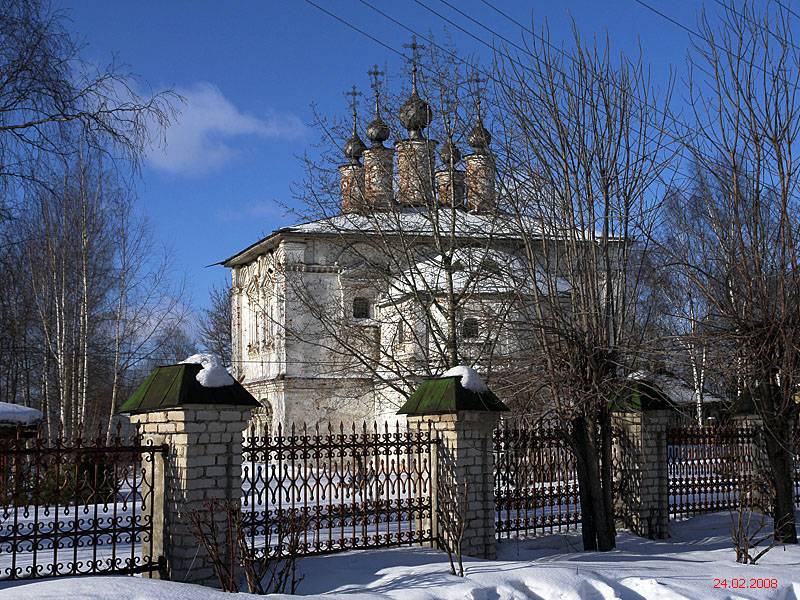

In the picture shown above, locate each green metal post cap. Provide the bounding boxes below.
[397,375,510,415]
[119,363,259,414]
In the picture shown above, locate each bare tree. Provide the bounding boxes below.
[0,153,188,437]
[492,25,675,550]
[199,281,232,367]
[665,1,800,543]
[0,0,175,207]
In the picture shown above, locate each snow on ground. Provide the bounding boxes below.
[0,402,42,425]
[1,512,799,599]
[180,353,234,387]
[441,365,488,392]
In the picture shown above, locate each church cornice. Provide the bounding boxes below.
[283,264,342,273]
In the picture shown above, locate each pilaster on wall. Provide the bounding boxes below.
[131,406,253,586]
[613,409,673,539]
[406,411,500,559]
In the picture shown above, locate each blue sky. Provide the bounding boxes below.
[56,0,710,312]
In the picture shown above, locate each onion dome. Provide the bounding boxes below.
[366,92,390,147]
[366,116,389,146]
[344,130,366,164]
[343,85,366,164]
[468,117,491,155]
[399,92,432,140]
[439,138,461,166]
[399,60,432,140]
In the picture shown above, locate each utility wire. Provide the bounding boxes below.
[306,0,785,204]
[774,0,800,21]
[709,0,800,54]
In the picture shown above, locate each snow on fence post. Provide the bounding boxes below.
[120,358,259,587]
[398,367,510,560]
[613,408,673,539]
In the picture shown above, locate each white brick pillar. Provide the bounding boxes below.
[613,409,672,539]
[130,406,253,586]
[406,411,500,559]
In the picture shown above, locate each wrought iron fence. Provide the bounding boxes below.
[241,421,437,558]
[668,423,800,518]
[0,427,165,580]
[668,424,761,518]
[494,419,581,538]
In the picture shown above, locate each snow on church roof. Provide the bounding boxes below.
[386,246,570,300]
[220,206,623,269]
[220,208,542,267]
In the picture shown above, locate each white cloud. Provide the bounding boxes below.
[147,82,306,175]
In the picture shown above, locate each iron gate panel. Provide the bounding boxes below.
[0,428,165,580]
[241,422,436,558]
[494,419,581,537]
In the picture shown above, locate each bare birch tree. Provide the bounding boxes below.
[0,0,175,207]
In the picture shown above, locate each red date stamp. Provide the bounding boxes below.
[713,578,778,589]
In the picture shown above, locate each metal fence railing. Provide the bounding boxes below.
[241,421,437,558]
[0,428,165,580]
[667,423,800,518]
[493,419,581,538]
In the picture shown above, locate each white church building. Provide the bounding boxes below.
[221,69,548,435]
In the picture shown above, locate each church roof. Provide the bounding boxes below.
[219,206,624,268]
[219,208,535,267]
[385,247,571,301]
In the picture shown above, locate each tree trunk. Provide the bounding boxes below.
[762,419,798,544]
[572,414,616,551]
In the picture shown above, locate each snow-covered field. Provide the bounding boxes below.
[1,511,798,599]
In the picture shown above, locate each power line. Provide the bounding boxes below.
[310,0,786,205]
[354,0,685,180]
[709,0,800,54]
[774,0,800,21]
[463,0,797,187]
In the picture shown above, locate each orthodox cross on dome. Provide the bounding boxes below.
[466,74,491,154]
[467,73,487,117]
[367,64,384,106]
[366,65,390,146]
[403,36,425,92]
[343,85,366,164]
[344,84,362,131]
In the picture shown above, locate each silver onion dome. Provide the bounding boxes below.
[344,130,367,164]
[366,112,390,146]
[399,91,432,140]
[468,118,491,154]
[439,138,461,166]
[343,85,366,164]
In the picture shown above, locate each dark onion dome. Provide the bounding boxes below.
[366,114,390,146]
[344,130,366,164]
[399,89,432,140]
[439,139,462,166]
[468,117,491,154]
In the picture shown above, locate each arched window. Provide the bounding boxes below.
[463,317,479,339]
[352,296,370,319]
[398,319,406,343]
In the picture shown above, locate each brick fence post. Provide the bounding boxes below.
[130,406,253,585]
[120,361,259,587]
[405,411,500,559]
[612,408,672,539]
